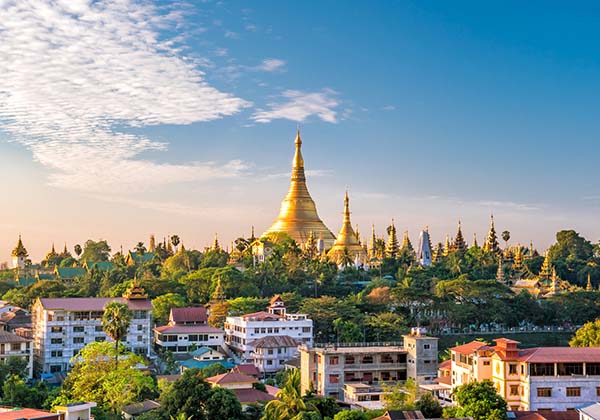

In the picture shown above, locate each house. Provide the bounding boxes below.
[0,408,60,420]
[578,402,600,420]
[299,328,438,401]
[0,307,31,332]
[205,371,276,407]
[371,410,472,420]
[0,330,34,377]
[224,296,313,375]
[178,346,234,371]
[154,307,225,354]
[121,400,161,419]
[53,402,97,420]
[32,283,153,375]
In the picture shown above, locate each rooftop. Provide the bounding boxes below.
[450,341,492,355]
[206,371,257,385]
[307,343,405,354]
[0,408,57,420]
[38,297,153,311]
[248,335,300,348]
[154,324,223,334]
[170,307,208,324]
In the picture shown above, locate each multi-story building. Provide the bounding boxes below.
[154,307,225,354]
[32,284,153,375]
[442,337,600,411]
[0,330,33,377]
[299,328,439,400]
[224,296,313,374]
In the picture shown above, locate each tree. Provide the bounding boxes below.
[80,240,111,262]
[171,235,181,250]
[333,410,367,420]
[102,301,132,368]
[135,242,147,256]
[382,378,417,410]
[262,369,317,420]
[74,244,82,258]
[501,231,510,249]
[152,293,187,325]
[448,380,507,420]
[53,342,156,412]
[160,368,212,420]
[415,392,442,418]
[205,387,243,420]
[570,319,600,347]
[2,375,48,408]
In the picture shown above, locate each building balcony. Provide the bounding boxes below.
[341,363,407,371]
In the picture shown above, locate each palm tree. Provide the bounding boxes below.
[262,369,317,420]
[102,301,132,369]
[135,242,146,256]
[170,235,181,251]
[74,244,82,258]
[502,230,510,249]
[340,247,354,268]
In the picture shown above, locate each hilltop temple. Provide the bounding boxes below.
[263,131,336,248]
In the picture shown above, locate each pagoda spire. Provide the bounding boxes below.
[496,258,505,284]
[587,273,593,291]
[149,235,156,252]
[453,221,467,254]
[483,214,500,254]
[512,244,523,271]
[443,234,451,257]
[12,235,28,258]
[539,251,552,278]
[385,219,400,258]
[213,233,220,251]
[472,233,479,249]
[401,231,414,253]
[432,242,443,263]
[327,192,366,265]
[369,224,377,258]
[263,131,335,247]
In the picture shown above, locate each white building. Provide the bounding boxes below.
[224,295,312,375]
[0,330,33,377]
[154,307,225,354]
[32,285,153,375]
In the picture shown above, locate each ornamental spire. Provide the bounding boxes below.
[540,251,552,278]
[385,219,400,258]
[443,234,451,257]
[327,192,366,265]
[401,230,414,252]
[587,273,593,291]
[454,220,467,254]
[12,235,28,258]
[483,214,500,253]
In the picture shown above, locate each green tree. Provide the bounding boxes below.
[262,369,317,420]
[501,231,510,249]
[160,368,212,420]
[415,392,442,418]
[74,244,82,258]
[570,319,600,347]
[2,375,48,408]
[171,235,181,250]
[333,410,367,420]
[382,378,417,410]
[102,301,132,368]
[80,240,111,262]
[205,387,243,420]
[152,293,187,325]
[448,380,507,420]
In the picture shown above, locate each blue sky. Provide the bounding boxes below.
[1,0,599,260]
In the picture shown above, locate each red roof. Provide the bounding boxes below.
[241,311,282,321]
[206,372,257,385]
[232,388,275,404]
[0,408,59,420]
[450,341,491,355]
[512,411,579,420]
[170,307,207,324]
[154,324,223,334]
[38,297,152,311]
[232,364,260,377]
[434,376,452,386]
[438,360,451,370]
[516,347,600,363]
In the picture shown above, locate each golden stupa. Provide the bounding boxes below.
[263,131,335,248]
[327,192,367,265]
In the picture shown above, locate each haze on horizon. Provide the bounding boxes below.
[1,0,599,262]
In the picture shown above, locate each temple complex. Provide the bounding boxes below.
[263,131,336,248]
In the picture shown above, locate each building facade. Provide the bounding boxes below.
[32,286,152,375]
[0,330,33,377]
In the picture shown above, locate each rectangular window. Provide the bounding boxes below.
[137,324,143,331]
[73,326,84,333]
[558,363,583,376]
[95,325,104,332]
[510,385,519,396]
[50,351,63,357]
[50,338,62,344]
[483,361,490,366]
[329,374,339,384]
[531,363,555,376]
[509,364,517,374]
[51,326,63,333]
[330,356,339,365]
[302,327,311,333]
[95,337,105,342]
[137,336,143,342]
[566,387,581,397]
[73,337,84,344]
[537,387,552,397]
[266,360,272,365]
[424,344,430,349]
[189,335,198,341]
[10,343,20,351]
[345,356,355,365]
[597,387,600,397]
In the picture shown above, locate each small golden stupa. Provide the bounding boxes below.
[327,192,366,265]
[263,131,335,248]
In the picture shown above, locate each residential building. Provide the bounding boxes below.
[32,284,153,375]
[53,403,97,420]
[121,400,161,420]
[0,408,60,420]
[224,296,313,374]
[0,330,33,377]
[205,371,275,407]
[440,338,600,411]
[299,328,438,400]
[579,402,600,420]
[153,307,225,354]
[179,346,234,371]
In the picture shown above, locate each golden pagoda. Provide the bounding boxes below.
[384,220,400,258]
[263,131,335,248]
[327,192,367,265]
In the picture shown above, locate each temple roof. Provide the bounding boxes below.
[11,235,28,258]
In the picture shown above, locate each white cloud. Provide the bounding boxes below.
[253,58,286,72]
[0,0,250,194]
[252,89,340,123]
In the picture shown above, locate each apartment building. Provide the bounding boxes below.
[224,296,313,374]
[154,307,225,354]
[443,337,600,411]
[32,284,152,375]
[299,328,439,400]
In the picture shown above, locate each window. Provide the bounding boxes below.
[50,338,62,344]
[50,350,63,358]
[50,365,62,373]
[597,387,600,397]
[51,326,63,333]
[531,363,555,376]
[95,325,104,332]
[73,337,84,344]
[73,326,84,333]
[345,356,355,365]
[302,327,311,333]
[558,363,583,376]
[137,336,143,342]
[137,324,143,331]
[330,356,339,365]
[509,364,517,375]
[362,355,373,364]
[189,335,198,341]
[483,361,491,366]
[424,344,430,349]
[537,387,552,397]
[266,360,273,365]
[589,363,600,375]
[95,337,105,342]
[566,387,581,397]
[510,385,519,396]
[329,374,339,384]
[268,349,274,355]
[11,343,20,351]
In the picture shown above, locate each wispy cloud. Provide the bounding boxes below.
[0,0,250,194]
[252,59,286,72]
[252,89,340,123]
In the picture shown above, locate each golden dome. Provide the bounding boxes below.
[327,192,367,265]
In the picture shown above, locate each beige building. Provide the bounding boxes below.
[0,330,33,377]
[300,328,438,401]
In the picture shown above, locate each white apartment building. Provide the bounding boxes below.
[224,296,312,374]
[154,307,225,354]
[0,330,33,377]
[442,337,600,411]
[32,286,153,375]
